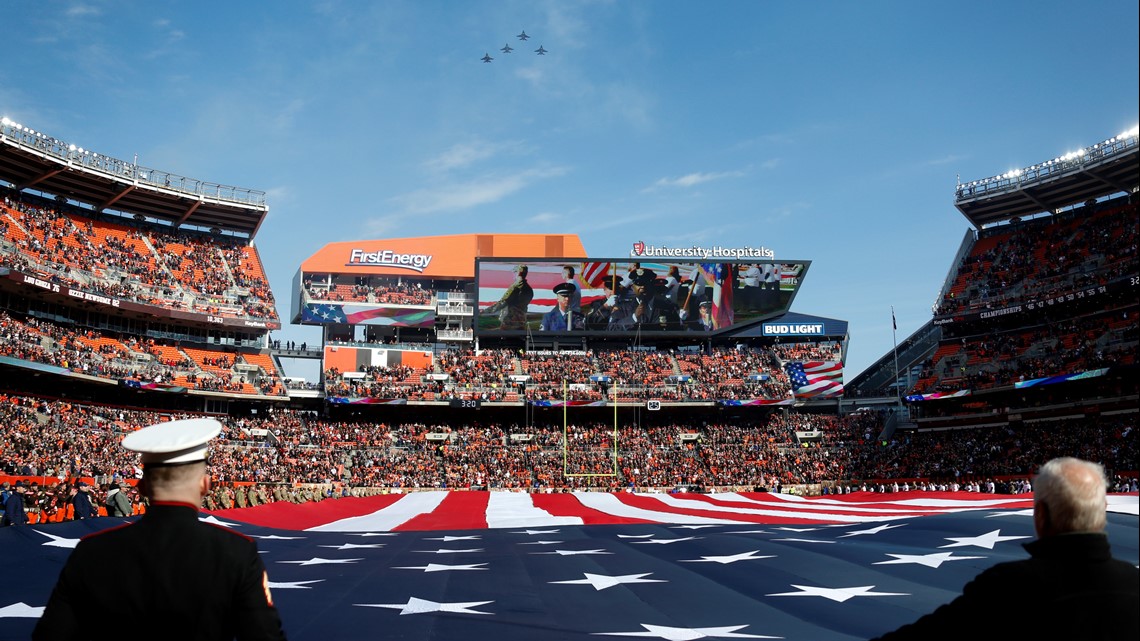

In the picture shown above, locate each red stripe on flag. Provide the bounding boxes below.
[530,493,657,526]
[395,491,491,531]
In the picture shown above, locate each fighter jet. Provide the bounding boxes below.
[501,43,513,54]
[534,45,547,55]
[481,53,493,63]
[517,30,530,41]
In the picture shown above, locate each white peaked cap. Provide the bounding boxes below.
[121,418,222,465]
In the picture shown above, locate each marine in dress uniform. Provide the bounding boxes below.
[34,418,286,641]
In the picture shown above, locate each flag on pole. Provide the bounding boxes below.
[580,262,611,289]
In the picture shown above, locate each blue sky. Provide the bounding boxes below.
[2,0,1137,380]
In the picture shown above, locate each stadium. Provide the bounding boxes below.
[0,115,1136,638]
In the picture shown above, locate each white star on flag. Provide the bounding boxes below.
[318,543,386,550]
[0,602,45,618]
[511,529,561,535]
[198,515,240,528]
[414,548,484,554]
[267,580,325,589]
[278,557,363,566]
[551,573,666,591]
[347,532,397,537]
[680,550,774,565]
[533,549,613,556]
[617,534,655,539]
[393,563,489,573]
[766,585,908,602]
[355,596,493,616]
[254,534,307,540]
[33,530,80,549]
[669,525,720,530]
[874,552,985,568]
[632,536,701,545]
[939,529,1029,549]
[425,535,481,541]
[592,623,780,639]
[837,523,905,537]
[519,540,565,545]
[772,527,820,533]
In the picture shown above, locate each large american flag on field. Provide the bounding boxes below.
[2,492,1136,640]
[784,361,845,399]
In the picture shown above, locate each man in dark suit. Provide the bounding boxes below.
[541,282,584,331]
[35,418,286,641]
[871,456,1139,640]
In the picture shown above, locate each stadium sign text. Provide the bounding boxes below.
[346,249,433,272]
[762,323,824,336]
[68,288,121,308]
[629,241,775,260]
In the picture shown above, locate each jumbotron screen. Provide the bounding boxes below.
[475,258,809,336]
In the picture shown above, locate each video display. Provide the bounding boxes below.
[476,259,809,336]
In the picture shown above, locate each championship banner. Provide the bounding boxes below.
[325,397,409,405]
[717,399,796,407]
[529,400,608,408]
[118,379,188,394]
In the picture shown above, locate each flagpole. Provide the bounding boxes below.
[891,306,902,412]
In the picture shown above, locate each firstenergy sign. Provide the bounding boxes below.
[346,249,433,272]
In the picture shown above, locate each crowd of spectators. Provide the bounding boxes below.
[913,197,1137,396]
[3,393,1135,503]
[1,196,277,321]
[913,307,1136,394]
[0,311,286,396]
[323,345,801,402]
[933,200,1136,317]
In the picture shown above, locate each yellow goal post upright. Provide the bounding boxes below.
[562,379,619,479]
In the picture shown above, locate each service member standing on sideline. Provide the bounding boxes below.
[870,456,1139,640]
[34,418,286,641]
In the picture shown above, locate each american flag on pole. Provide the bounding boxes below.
[2,492,1137,640]
[784,360,845,398]
[580,262,612,289]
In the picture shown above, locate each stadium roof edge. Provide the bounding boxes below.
[0,119,267,238]
[954,129,1139,229]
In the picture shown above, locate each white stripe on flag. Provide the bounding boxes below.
[486,492,585,529]
[305,491,448,532]
[652,494,916,523]
[572,492,741,525]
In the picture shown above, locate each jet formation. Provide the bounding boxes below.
[482,29,546,62]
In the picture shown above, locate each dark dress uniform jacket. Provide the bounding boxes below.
[34,502,286,641]
[871,532,1139,641]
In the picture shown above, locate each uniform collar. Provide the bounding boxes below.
[1023,532,1112,561]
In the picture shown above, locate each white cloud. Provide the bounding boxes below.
[65,3,101,18]
[423,140,525,173]
[361,214,402,238]
[392,166,567,214]
[646,170,745,191]
[527,212,560,224]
